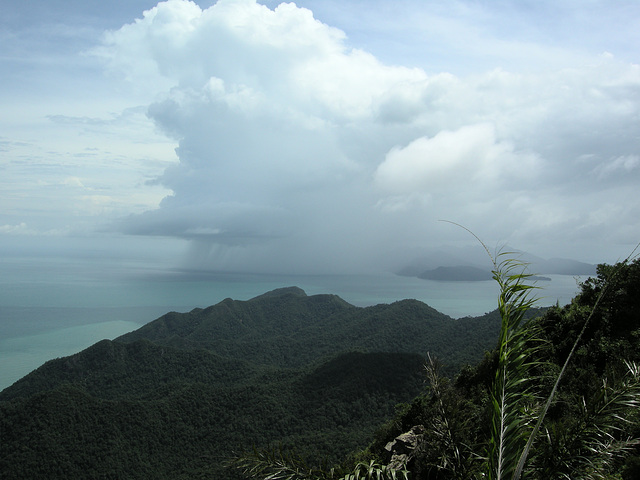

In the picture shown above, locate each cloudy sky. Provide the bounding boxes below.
[2,0,639,274]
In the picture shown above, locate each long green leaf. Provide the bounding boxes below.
[487,253,541,480]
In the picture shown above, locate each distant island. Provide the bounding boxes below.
[398,248,595,281]
[416,266,551,282]
[418,265,492,281]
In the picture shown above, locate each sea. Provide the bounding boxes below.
[0,256,585,391]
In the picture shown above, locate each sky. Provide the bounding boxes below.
[1,0,640,275]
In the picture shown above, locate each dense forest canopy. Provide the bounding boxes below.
[0,287,503,478]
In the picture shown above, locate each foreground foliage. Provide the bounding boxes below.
[234,253,640,480]
[370,255,640,480]
[232,448,409,480]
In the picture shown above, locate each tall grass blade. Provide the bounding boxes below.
[488,253,541,480]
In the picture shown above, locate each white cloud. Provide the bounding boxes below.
[98,0,429,124]
[593,155,640,180]
[63,177,86,188]
[90,0,640,271]
[4,0,640,272]
[373,124,541,196]
[0,223,66,236]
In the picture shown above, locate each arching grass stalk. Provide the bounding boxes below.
[442,220,640,480]
[230,445,325,480]
[231,447,409,480]
[424,353,467,477]
[439,221,541,480]
[488,251,541,480]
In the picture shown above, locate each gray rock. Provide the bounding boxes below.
[384,425,425,469]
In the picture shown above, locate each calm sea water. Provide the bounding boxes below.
[0,257,584,391]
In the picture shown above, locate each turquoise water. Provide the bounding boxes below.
[0,320,141,388]
[0,257,583,391]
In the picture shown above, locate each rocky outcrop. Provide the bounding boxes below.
[384,425,425,470]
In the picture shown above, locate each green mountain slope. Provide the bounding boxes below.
[0,287,511,479]
[113,287,505,372]
[0,350,426,479]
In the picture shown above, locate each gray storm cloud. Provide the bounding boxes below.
[104,0,640,272]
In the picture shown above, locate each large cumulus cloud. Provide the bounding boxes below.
[101,0,640,272]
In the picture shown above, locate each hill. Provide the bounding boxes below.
[0,287,512,479]
[418,266,493,281]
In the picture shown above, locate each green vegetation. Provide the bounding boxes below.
[355,255,640,480]
[0,287,506,479]
[2,253,639,480]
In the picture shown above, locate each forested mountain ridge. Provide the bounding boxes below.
[0,286,514,479]
[116,286,506,373]
[117,286,355,347]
